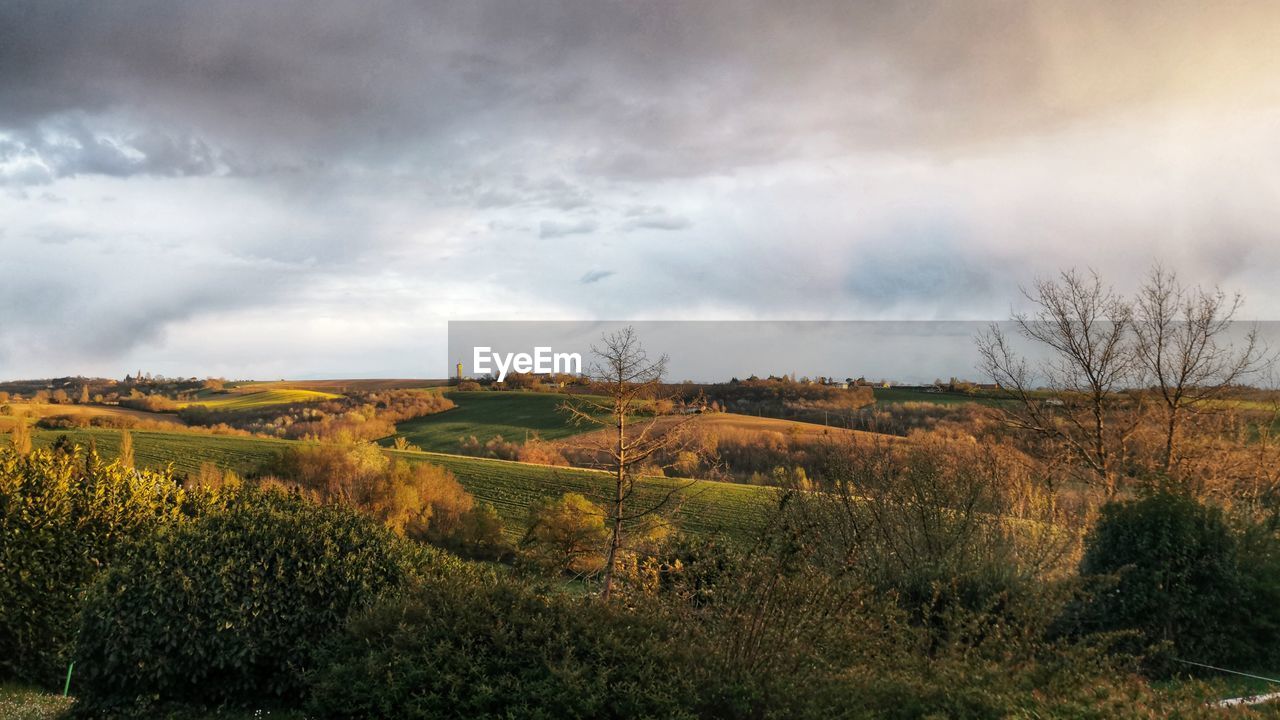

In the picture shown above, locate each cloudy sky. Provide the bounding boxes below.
[2,1,1279,380]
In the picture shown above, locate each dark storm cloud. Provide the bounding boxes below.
[7,0,1274,183]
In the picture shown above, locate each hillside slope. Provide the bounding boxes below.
[17,427,773,541]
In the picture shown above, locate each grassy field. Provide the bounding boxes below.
[392,450,774,540]
[20,427,775,542]
[0,401,185,430]
[872,387,1008,407]
[27,428,291,474]
[180,388,340,410]
[388,391,603,452]
[0,683,306,719]
[244,378,450,392]
[391,390,894,454]
[0,684,74,720]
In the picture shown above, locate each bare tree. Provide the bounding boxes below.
[977,269,1139,494]
[562,326,700,599]
[1133,264,1268,474]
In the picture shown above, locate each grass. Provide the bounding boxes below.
[179,388,340,411]
[248,378,450,392]
[872,387,1008,407]
[388,391,604,453]
[0,401,185,428]
[22,427,775,543]
[0,683,308,719]
[27,428,293,475]
[0,685,73,720]
[391,449,774,541]
[1158,668,1280,706]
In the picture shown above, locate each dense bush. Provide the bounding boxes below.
[119,393,181,412]
[179,389,454,442]
[306,577,698,720]
[640,504,1212,719]
[74,489,418,710]
[1066,491,1280,672]
[0,444,188,686]
[793,439,1075,626]
[519,492,609,575]
[309,518,1212,720]
[265,443,508,558]
[36,413,92,429]
[457,432,569,466]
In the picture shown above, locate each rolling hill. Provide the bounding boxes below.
[179,388,341,410]
[0,401,186,430]
[387,391,605,453]
[16,427,774,542]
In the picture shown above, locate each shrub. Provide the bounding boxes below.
[267,445,507,557]
[0,444,188,686]
[74,489,416,710]
[1066,491,1280,671]
[306,577,697,719]
[520,493,609,575]
[119,394,180,412]
[35,413,90,429]
[799,439,1074,626]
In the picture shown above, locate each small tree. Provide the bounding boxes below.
[977,269,1140,494]
[118,430,135,469]
[1133,265,1269,474]
[79,385,91,404]
[521,492,610,575]
[9,415,32,456]
[562,327,699,599]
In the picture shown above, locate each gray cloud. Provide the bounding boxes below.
[623,206,692,232]
[1,1,1278,378]
[580,269,615,284]
[539,218,597,239]
[7,1,1276,182]
[0,116,228,184]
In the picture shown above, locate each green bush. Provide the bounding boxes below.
[0,444,188,686]
[519,492,609,575]
[306,576,698,720]
[74,488,417,710]
[1067,491,1280,671]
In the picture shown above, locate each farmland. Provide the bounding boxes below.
[19,426,774,542]
[872,387,1008,406]
[242,378,450,392]
[388,391,604,452]
[0,401,184,430]
[179,388,341,410]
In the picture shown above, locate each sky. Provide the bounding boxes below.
[2,1,1279,380]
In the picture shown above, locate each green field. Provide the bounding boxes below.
[872,387,1008,407]
[388,391,603,453]
[22,427,773,542]
[180,388,340,411]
